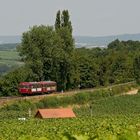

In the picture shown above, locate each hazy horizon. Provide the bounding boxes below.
[0,0,140,36]
[1,32,140,37]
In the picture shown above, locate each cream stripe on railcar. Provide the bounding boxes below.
[37,88,42,92]
[31,88,36,92]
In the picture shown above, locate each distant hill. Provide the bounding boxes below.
[0,43,19,51]
[0,33,140,48]
[75,33,140,48]
[0,36,21,44]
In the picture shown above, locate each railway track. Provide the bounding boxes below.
[0,81,136,106]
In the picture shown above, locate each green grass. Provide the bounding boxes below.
[0,50,20,60]
[0,50,24,74]
[0,59,23,66]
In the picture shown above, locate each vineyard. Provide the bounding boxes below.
[0,84,140,140]
[0,115,140,140]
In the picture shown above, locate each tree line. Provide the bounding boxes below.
[0,10,140,96]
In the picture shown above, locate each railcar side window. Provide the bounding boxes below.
[31,84,38,88]
[19,85,29,88]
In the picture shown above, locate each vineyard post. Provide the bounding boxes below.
[28,108,31,117]
[89,101,94,117]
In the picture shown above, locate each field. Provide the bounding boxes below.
[1,115,140,140]
[0,51,23,67]
[0,48,23,74]
[0,50,20,60]
[0,83,140,140]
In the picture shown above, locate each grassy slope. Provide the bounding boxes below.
[0,50,20,60]
[0,50,23,74]
[75,94,140,116]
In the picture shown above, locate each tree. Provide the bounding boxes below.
[75,48,99,88]
[0,67,31,96]
[19,25,63,82]
[55,10,61,31]
[54,10,76,90]
[134,55,140,84]
[55,10,72,33]
[61,10,72,33]
[18,10,76,91]
[18,10,77,91]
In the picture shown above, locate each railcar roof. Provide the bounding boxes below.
[39,81,56,84]
[19,81,56,85]
[19,82,37,85]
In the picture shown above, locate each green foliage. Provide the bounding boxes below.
[18,10,76,91]
[134,55,140,84]
[0,50,20,60]
[0,67,32,96]
[76,48,99,88]
[3,100,36,111]
[61,10,72,33]
[0,116,140,140]
[0,49,23,75]
[19,25,55,81]
[76,94,140,117]
[55,10,72,33]
[0,64,11,74]
[55,10,61,31]
[75,39,138,88]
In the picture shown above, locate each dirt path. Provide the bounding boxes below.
[123,89,138,95]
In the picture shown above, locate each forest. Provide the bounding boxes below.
[0,10,140,96]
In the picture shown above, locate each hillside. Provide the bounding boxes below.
[1,33,140,48]
[0,36,21,44]
[0,44,23,75]
[75,33,140,47]
[0,43,19,51]
[0,82,140,139]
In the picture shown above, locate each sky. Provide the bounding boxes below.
[0,0,140,36]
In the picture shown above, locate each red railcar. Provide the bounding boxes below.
[18,81,57,95]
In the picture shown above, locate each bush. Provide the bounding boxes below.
[0,67,33,96]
